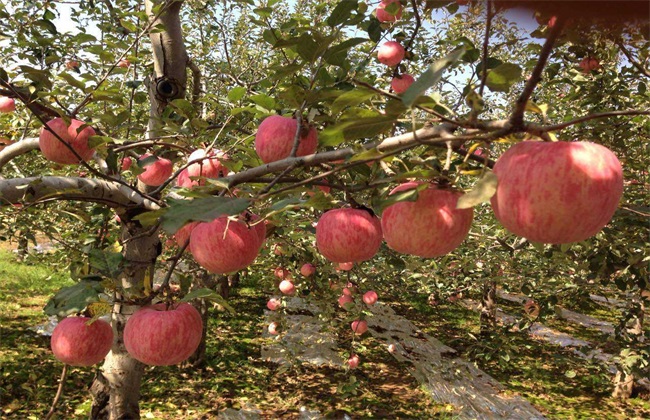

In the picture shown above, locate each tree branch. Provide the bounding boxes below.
[530,110,650,133]
[478,0,494,97]
[616,39,650,79]
[0,138,40,173]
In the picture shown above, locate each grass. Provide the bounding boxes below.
[1,248,649,419]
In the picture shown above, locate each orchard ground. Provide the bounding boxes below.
[1,247,648,419]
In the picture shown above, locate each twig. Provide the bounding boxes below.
[510,16,566,127]
[140,239,190,305]
[532,110,650,133]
[478,0,494,97]
[44,364,68,420]
[616,39,650,79]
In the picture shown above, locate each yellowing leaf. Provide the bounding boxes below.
[457,172,498,209]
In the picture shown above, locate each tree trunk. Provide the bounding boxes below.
[612,289,647,400]
[480,279,497,336]
[16,230,28,261]
[90,221,161,419]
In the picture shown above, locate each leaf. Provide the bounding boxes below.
[331,88,376,115]
[456,172,498,209]
[181,288,235,314]
[565,370,577,378]
[319,110,397,147]
[227,86,247,103]
[59,72,86,91]
[525,101,548,118]
[44,280,104,317]
[296,33,321,63]
[88,248,124,278]
[375,183,429,214]
[157,197,251,234]
[402,47,466,107]
[349,148,384,163]
[249,94,276,112]
[485,63,522,93]
[327,0,358,27]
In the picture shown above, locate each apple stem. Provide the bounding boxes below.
[44,364,68,420]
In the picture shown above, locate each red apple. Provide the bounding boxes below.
[0,97,16,113]
[246,213,267,247]
[377,41,405,67]
[351,319,368,335]
[274,267,291,280]
[376,0,402,22]
[338,262,354,271]
[338,294,354,309]
[579,57,601,74]
[117,59,131,68]
[347,354,360,369]
[174,221,200,247]
[300,263,315,277]
[50,317,113,366]
[381,182,473,257]
[66,60,80,70]
[362,290,378,306]
[137,154,173,187]
[268,322,280,335]
[189,216,261,274]
[391,74,415,94]
[178,148,229,188]
[39,117,96,164]
[315,208,382,263]
[123,303,202,366]
[254,115,318,163]
[272,243,284,255]
[267,298,282,311]
[279,280,296,295]
[387,344,396,353]
[490,141,623,244]
[121,156,133,171]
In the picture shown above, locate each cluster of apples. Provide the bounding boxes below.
[51,302,203,367]
[374,0,415,94]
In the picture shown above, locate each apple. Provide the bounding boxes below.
[377,41,405,67]
[490,141,623,244]
[121,156,133,171]
[123,302,202,366]
[315,208,383,263]
[579,56,601,74]
[246,213,267,247]
[279,279,296,296]
[300,263,315,277]
[272,243,284,255]
[267,298,282,311]
[0,97,16,113]
[362,290,378,306]
[376,0,402,22]
[351,320,368,335]
[268,322,280,335]
[137,153,173,187]
[189,216,262,274]
[387,344,396,353]
[254,115,318,163]
[66,60,80,70]
[174,221,200,247]
[347,354,360,369]
[177,149,229,188]
[117,58,131,68]
[50,317,113,366]
[39,117,96,164]
[338,294,354,309]
[381,182,473,257]
[391,74,415,94]
[274,267,291,280]
[338,262,354,271]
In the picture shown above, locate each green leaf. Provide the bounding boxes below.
[375,183,428,213]
[88,248,124,279]
[320,111,397,147]
[59,72,86,91]
[456,172,498,209]
[485,63,522,93]
[349,147,384,163]
[44,280,104,317]
[565,370,577,378]
[327,0,358,27]
[158,197,251,234]
[181,288,235,314]
[227,86,247,103]
[331,88,376,115]
[296,33,321,63]
[402,47,466,107]
[249,94,276,112]
[170,98,195,118]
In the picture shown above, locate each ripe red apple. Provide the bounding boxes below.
[189,216,262,274]
[337,262,354,271]
[274,267,291,280]
[351,319,368,335]
[347,354,360,369]
[363,290,378,305]
[579,56,601,74]
[174,221,200,247]
[66,60,80,70]
[391,74,415,94]
[247,213,267,247]
[315,208,382,263]
[178,149,229,188]
[267,298,282,311]
[338,294,354,309]
[376,0,402,22]
[300,263,315,277]
[50,317,113,366]
[254,115,318,163]
[39,117,96,164]
[381,182,473,257]
[279,279,296,296]
[137,154,173,186]
[121,156,133,171]
[123,303,202,366]
[268,322,280,335]
[272,243,284,255]
[0,97,16,113]
[490,141,623,244]
[117,59,131,68]
[377,41,405,67]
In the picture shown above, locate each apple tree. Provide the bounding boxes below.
[0,0,648,417]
